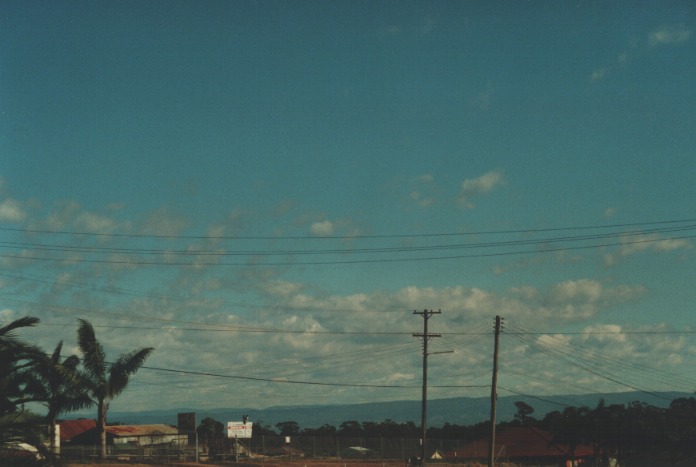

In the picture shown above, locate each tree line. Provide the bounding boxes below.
[1,316,153,465]
[198,398,696,465]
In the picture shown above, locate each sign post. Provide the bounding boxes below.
[227,419,252,461]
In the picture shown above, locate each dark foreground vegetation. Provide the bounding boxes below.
[3,316,696,466]
[1,316,153,466]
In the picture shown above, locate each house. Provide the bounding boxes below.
[445,426,593,466]
[62,421,188,447]
[59,419,97,445]
[103,424,188,446]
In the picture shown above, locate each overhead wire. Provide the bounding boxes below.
[503,323,688,401]
[507,323,696,390]
[3,217,695,240]
[1,220,694,266]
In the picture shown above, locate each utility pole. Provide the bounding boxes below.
[488,315,502,467]
[413,309,441,465]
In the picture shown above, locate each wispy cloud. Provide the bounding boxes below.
[0,198,27,223]
[408,173,436,208]
[311,220,334,236]
[457,171,504,208]
[591,25,691,82]
[649,25,692,46]
[604,234,692,266]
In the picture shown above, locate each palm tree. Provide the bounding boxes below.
[23,341,93,454]
[76,318,153,459]
[0,316,50,458]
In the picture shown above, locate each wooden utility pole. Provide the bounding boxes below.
[413,309,441,465]
[488,315,502,467]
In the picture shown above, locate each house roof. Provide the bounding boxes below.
[447,426,594,459]
[59,419,97,441]
[59,421,180,441]
[104,424,179,437]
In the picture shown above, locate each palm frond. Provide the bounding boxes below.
[76,319,106,380]
[108,347,154,398]
[0,316,40,341]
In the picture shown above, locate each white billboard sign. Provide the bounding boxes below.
[227,421,253,439]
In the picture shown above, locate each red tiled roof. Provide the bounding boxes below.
[446,426,593,459]
[59,419,96,441]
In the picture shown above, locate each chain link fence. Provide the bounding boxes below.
[58,434,475,464]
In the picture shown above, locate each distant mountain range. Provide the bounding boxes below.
[67,391,693,430]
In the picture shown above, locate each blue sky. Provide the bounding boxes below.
[2,1,696,418]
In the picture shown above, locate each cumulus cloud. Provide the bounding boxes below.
[649,25,692,46]
[257,279,644,333]
[457,171,504,208]
[508,279,645,322]
[36,200,124,234]
[580,324,626,343]
[311,220,334,236]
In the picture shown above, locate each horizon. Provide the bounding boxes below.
[3,1,696,415]
[61,390,694,430]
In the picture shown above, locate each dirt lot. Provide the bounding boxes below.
[64,463,411,467]
[64,463,500,467]
[64,464,412,467]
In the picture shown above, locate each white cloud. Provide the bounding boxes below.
[0,308,17,321]
[649,25,692,46]
[507,279,645,322]
[311,220,334,236]
[580,324,626,343]
[457,171,504,208]
[0,199,27,222]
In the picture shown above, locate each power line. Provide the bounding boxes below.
[3,217,695,240]
[4,223,695,255]
[136,364,489,390]
[2,223,694,258]
[3,232,694,266]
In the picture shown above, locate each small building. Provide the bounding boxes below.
[59,419,97,445]
[104,424,188,446]
[65,422,188,447]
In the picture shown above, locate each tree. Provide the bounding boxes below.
[197,417,225,456]
[0,317,42,413]
[23,341,92,454]
[77,318,153,459]
[302,423,336,436]
[338,420,362,436]
[253,420,277,436]
[550,405,591,462]
[275,420,300,437]
[514,401,536,425]
[0,316,51,460]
